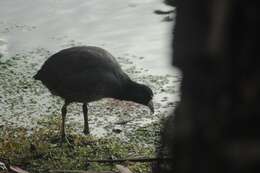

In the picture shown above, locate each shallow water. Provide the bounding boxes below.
[0,0,176,74]
[0,0,179,136]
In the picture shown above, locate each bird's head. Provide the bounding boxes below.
[123,82,154,114]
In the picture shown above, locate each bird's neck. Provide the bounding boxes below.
[118,80,140,102]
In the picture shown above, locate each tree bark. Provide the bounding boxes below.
[157,0,259,172]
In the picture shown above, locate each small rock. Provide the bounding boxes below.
[112,127,122,134]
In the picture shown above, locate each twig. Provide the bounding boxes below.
[154,9,176,15]
[86,157,171,163]
[49,170,88,173]
[10,166,30,173]
[49,170,113,173]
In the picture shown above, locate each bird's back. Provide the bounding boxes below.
[35,46,121,78]
[34,46,129,101]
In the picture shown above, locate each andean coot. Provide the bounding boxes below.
[34,46,154,141]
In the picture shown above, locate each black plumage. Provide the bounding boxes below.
[34,46,154,140]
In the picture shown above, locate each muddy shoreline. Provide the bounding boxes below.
[0,0,179,137]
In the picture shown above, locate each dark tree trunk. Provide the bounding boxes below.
[156,0,259,172]
[164,0,176,7]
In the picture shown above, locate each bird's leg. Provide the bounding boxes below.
[61,101,71,144]
[83,103,90,135]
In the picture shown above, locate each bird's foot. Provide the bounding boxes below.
[83,129,90,135]
[60,135,73,147]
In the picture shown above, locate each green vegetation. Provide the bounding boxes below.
[0,116,160,173]
[0,45,178,173]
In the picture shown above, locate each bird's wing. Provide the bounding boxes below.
[58,68,122,99]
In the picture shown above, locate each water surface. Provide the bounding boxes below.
[0,0,179,136]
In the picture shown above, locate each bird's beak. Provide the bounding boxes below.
[147,100,154,114]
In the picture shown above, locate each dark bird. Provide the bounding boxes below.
[34,46,154,142]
